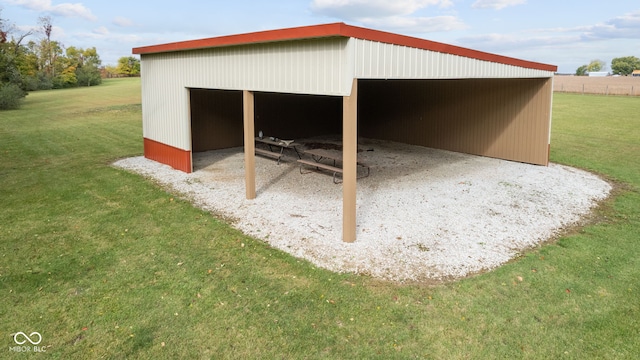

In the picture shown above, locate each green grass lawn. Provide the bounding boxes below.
[1,80,638,359]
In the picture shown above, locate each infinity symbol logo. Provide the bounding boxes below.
[13,332,42,345]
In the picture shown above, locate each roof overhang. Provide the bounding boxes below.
[132,22,557,73]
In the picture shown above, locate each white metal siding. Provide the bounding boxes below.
[141,37,355,150]
[183,38,353,95]
[140,58,192,150]
[351,38,554,79]
[141,36,554,150]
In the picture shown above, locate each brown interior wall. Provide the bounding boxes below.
[358,78,552,165]
[191,90,342,153]
[254,92,342,139]
[190,88,244,152]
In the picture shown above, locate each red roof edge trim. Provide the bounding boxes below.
[132,22,557,72]
[132,23,346,56]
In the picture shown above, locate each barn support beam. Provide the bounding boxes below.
[342,79,358,243]
[243,90,256,200]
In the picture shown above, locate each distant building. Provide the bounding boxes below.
[632,70,640,77]
[588,71,609,77]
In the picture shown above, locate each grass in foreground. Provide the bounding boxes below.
[1,82,638,359]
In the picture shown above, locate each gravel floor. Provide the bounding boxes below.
[114,138,611,282]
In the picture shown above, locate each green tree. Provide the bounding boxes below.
[0,8,28,109]
[67,46,102,86]
[54,64,77,88]
[587,59,605,72]
[76,64,101,86]
[102,64,118,78]
[38,16,54,77]
[611,56,640,76]
[116,56,140,76]
[1,8,106,107]
[575,65,588,76]
[0,8,7,44]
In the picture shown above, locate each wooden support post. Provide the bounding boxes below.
[342,79,358,243]
[243,90,256,200]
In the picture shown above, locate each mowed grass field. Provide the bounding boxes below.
[1,78,639,359]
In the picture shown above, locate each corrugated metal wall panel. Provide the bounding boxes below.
[141,37,356,151]
[352,39,554,79]
[141,58,192,151]
[358,78,552,165]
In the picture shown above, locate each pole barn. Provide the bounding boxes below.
[132,23,557,242]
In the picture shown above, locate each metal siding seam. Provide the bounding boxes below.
[356,39,362,78]
[368,40,374,78]
[274,43,282,92]
[375,41,381,77]
[414,49,419,77]
[367,40,372,78]
[415,49,421,77]
[401,45,406,77]
[314,40,321,93]
[333,39,339,92]
[362,40,369,77]
[377,41,383,78]
[371,41,376,77]
[385,43,391,78]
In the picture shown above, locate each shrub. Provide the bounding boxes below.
[37,74,53,90]
[23,76,40,91]
[0,83,27,110]
[76,65,102,87]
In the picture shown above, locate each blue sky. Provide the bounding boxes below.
[1,0,639,73]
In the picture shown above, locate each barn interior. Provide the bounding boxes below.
[189,77,552,169]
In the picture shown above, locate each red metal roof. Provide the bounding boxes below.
[132,22,557,72]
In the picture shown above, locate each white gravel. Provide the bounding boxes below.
[113,138,611,282]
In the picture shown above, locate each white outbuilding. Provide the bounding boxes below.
[132,23,557,242]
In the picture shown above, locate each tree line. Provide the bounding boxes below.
[1,10,140,110]
[576,56,640,76]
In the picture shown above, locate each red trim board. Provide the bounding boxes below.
[144,138,192,173]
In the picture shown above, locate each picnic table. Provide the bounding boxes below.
[298,148,370,183]
[254,137,301,165]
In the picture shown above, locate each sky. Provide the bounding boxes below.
[1,0,639,73]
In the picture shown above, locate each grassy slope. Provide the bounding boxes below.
[0,82,638,359]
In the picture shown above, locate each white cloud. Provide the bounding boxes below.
[6,0,97,21]
[360,15,467,33]
[113,16,134,27]
[310,0,461,33]
[471,0,526,10]
[310,0,453,20]
[93,26,109,35]
[581,10,640,40]
[457,10,640,57]
[528,11,640,40]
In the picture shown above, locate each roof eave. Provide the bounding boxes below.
[132,22,349,55]
[132,22,557,73]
